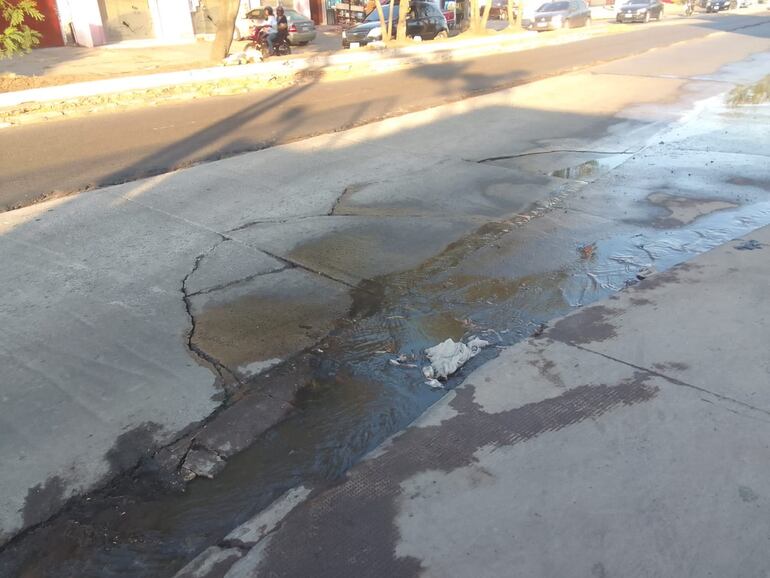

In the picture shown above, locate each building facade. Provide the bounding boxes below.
[49,0,298,48]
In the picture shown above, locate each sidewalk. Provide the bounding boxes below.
[189,223,770,577]
[0,15,767,567]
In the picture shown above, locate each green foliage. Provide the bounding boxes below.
[1,0,44,59]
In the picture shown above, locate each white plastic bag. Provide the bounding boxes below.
[423,337,489,380]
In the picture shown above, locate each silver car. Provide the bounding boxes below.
[283,9,317,45]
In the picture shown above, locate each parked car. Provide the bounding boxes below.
[616,0,664,21]
[481,0,515,19]
[283,9,317,44]
[342,2,449,47]
[702,0,736,10]
[236,7,317,45]
[523,0,591,29]
[235,6,262,40]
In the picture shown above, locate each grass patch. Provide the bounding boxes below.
[727,75,770,106]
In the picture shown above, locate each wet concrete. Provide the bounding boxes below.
[190,269,351,380]
[1,23,769,578]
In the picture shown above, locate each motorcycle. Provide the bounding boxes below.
[248,27,291,58]
[684,0,694,15]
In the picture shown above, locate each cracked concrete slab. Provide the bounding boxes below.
[188,268,352,380]
[0,194,222,544]
[231,215,483,286]
[101,134,435,234]
[329,161,562,220]
[185,240,285,296]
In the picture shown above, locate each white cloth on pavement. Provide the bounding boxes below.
[424,337,489,380]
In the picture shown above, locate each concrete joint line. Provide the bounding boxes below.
[572,343,770,418]
[187,266,291,297]
[591,70,738,84]
[225,214,323,233]
[475,148,636,164]
[256,247,360,290]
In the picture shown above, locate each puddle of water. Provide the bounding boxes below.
[3,190,770,578]
[645,192,739,228]
[549,153,634,181]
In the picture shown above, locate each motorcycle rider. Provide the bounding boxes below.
[268,6,289,54]
[256,6,276,47]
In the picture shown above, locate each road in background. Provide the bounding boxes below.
[1,12,767,210]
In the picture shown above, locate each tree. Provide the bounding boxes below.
[373,0,390,45]
[395,0,408,42]
[0,0,44,59]
[507,0,516,26]
[478,0,492,32]
[210,0,241,61]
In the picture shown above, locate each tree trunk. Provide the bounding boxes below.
[374,0,389,44]
[396,0,409,42]
[479,0,492,32]
[507,0,516,27]
[210,0,241,61]
[469,0,480,32]
[516,0,526,29]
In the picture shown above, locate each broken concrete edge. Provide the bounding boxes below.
[0,24,635,127]
[172,486,312,578]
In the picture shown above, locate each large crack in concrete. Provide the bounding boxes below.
[181,236,244,390]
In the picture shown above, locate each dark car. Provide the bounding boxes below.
[523,0,592,30]
[703,0,736,11]
[342,1,448,47]
[616,0,663,22]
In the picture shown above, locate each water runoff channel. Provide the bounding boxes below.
[3,149,770,577]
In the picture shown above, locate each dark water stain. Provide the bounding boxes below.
[739,486,759,503]
[106,422,164,474]
[728,177,770,192]
[548,305,621,345]
[528,357,564,387]
[21,477,67,531]
[257,376,658,576]
[653,361,690,372]
[629,297,654,306]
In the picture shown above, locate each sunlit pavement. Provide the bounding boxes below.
[0,10,768,577]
